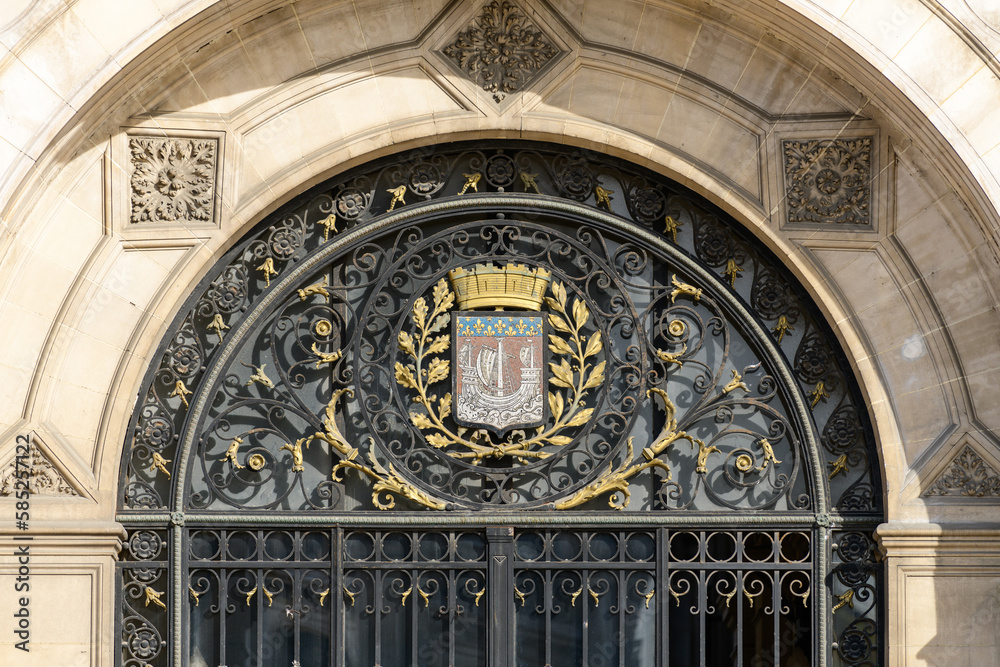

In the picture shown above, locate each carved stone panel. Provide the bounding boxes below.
[782,137,872,226]
[923,445,1000,497]
[441,0,560,103]
[128,134,219,224]
[0,435,80,496]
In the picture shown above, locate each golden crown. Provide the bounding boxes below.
[448,263,552,311]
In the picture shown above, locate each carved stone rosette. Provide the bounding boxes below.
[924,445,1000,497]
[442,0,559,102]
[129,135,218,224]
[783,137,872,226]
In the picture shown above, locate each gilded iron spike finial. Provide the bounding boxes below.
[520,172,540,193]
[298,281,330,301]
[808,381,830,408]
[318,213,338,241]
[644,589,655,609]
[262,587,273,607]
[257,257,278,288]
[744,588,757,608]
[343,586,355,608]
[670,275,701,303]
[189,587,200,606]
[246,587,256,606]
[208,313,229,340]
[772,314,793,343]
[828,454,848,479]
[570,587,583,607]
[387,185,407,211]
[475,588,486,607]
[723,259,743,287]
[663,215,682,243]
[168,379,192,407]
[722,369,749,395]
[242,362,275,389]
[514,587,526,606]
[319,588,330,607]
[400,585,413,607]
[595,185,614,209]
[149,452,172,478]
[448,263,551,311]
[219,436,244,469]
[458,172,481,195]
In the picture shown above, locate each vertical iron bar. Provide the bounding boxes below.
[582,568,589,666]
[448,569,456,667]
[411,566,419,667]
[737,570,744,667]
[545,570,553,667]
[374,569,382,667]
[256,564,263,667]
[658,528,668,667]
[293,567,302,667]
[333,527,342,667]
[698,569,707,667]
[219,556,228,666]
[487,526,514,667]
[699,531,707,667]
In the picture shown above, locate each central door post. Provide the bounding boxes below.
[487,526,515,667]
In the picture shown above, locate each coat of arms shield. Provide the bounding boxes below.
[453,313,547,434]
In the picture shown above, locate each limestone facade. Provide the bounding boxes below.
[0,0,999,664]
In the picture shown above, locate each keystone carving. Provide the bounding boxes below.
[783,137,871,226]
[923,445,1000,497]
[129,135,218,224]
[442,0,559,102]
[0,435,79,496]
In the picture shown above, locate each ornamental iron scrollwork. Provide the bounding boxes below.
[116,141,882,667]
[175,215,806,513]
[120,142,879,517]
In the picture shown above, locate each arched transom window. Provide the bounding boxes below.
[117,142,882,667]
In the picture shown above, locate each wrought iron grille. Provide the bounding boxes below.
[117,141,882,666]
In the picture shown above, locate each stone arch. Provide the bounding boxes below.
[1,1,999,664]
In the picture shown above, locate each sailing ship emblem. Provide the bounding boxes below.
[454,314,546,433]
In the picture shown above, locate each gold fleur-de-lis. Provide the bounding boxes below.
[663,215,683,242]
[208,313,229,340]
[832,589,854,612]
[317,213,338,241]
[808,381,830,408]
[387,185,407,211]
[257,257,278,288]
[828,454,849,479]
[595,185,614,209]
[520,172,540,193]
[458,172,482,195]
[168,379,193,408]
[723,259,743,287]
[150,452,172,478]
[772,315,793,343]
[144,586,166,609]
